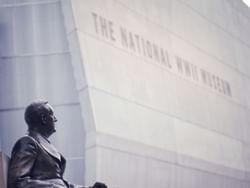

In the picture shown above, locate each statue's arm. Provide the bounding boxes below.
[68,185,91,188]
[8,137,54,188]
[68,182,107,188]
[68,181,107,188]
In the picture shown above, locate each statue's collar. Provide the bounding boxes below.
[28,131,61,161]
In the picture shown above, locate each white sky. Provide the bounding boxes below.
[242,0,250,7]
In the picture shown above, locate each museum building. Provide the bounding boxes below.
[1,0,250,187]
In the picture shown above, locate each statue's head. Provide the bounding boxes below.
[24,100,57,138]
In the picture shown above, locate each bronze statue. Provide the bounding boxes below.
[8,100,107,188]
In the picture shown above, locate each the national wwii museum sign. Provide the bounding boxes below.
[91,12,232,98]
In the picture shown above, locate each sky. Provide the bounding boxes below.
[242,0,250,7]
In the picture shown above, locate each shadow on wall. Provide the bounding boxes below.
[0,23,7,57]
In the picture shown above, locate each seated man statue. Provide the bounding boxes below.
[8,100,107,188]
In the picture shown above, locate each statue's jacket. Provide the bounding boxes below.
[8,131,74,188]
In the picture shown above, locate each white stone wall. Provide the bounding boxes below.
[63,0,250,187]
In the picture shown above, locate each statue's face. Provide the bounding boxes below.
[41,103,57,137]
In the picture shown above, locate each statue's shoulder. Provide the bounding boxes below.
[12,135,39,153]
[16,135,38,144]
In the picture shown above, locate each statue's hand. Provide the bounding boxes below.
[92,182,107,188]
